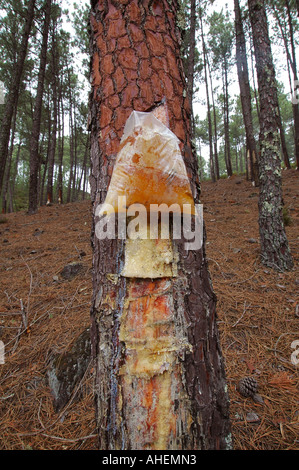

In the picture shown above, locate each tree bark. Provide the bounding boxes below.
[234,0,259,185]
[57,94,64,204]
[72,118,78,202]
[200,15,215,182]
[2,103,17,213]
[79,133,89,200]
[206,53,220,180]
[208,64,220,180]
[223,64,233,177]
[271,0,298,169]
[187,0,197,136]
[249,34,260,123]
[67,67,74,203]
[89,0,231,451]
[83,135,90,199]
[47,21,58,205]
[0,0,36,193]
[28,0,52,214]
[277,104,291,169]
[10,138,22,212]
[248,0,293,271]
[285,0,299,169]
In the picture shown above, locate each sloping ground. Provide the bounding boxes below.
[0,170,298,450]
[202,170,299,450]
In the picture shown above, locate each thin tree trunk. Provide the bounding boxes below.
[47,22,58,205]
[200,15,215,182]
[77,134,89,199]
[89,0,231,451]
[270,1,296,168]
[224,64,233,177]
[234,0,259,185]
[0,0,36,192]
[67,68,74,203]
[285,0,299,169]
[250,35,260,122]
[57,95,64,204]
[28,0,52,214]
[277,105,291,168]
[207,57,220,180]
[248,0,293,271]
[2,103,17,213]
[40,101,51,206]
[82,134,89,200]
[10,138,22,212]
[222,65,233,177]
[72,117,78,202]
[40,152,48,206]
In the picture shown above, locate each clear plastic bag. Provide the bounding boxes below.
[100,110,194,215]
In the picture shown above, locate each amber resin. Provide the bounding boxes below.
[99,111,195,216]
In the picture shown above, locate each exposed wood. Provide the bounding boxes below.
[89,0,231,451]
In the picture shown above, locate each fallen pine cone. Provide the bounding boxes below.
[237,376,258,398]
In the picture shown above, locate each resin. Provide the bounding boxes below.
[99,111,195,216]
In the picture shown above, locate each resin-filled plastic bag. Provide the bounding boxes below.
[100,111,195,215]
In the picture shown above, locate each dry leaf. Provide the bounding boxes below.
[268,372,295,390]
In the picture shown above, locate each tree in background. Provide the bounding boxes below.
[0,0,91,213]
[208,10,234,177]
[268,0,299,170]
[234,0,259,185]
[248,0,293,271]
[28,0,52,214]
[0,0,36,194]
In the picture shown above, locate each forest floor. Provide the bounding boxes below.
[0,169,298,451]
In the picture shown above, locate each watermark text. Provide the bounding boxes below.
[95,198,203,251]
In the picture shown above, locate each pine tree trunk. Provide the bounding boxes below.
[67,68,74,204]
[83,137,89,200]
[285,0,299,169]
[72,119,78,202]
[222,65,233,177]
[271,3,296,168]
[200,15,215,182]
[0,0,36,193]
[57,95,64,204]
[89,0,231,450]
[207,56,220,179]
[28,0,52,214]
[40,101,51,206]
[81,134,89,200]
[2,104,17,213]
[248,0,293,271]
[10,138,22,212]
[234,0,259,185]
[47,23,58,205]
[277,105,291,169]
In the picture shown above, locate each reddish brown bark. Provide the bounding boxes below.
[89,0,231,450]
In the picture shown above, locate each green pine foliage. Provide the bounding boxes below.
[0,0,90,212]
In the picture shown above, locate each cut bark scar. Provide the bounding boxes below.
[103,105,194,449]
